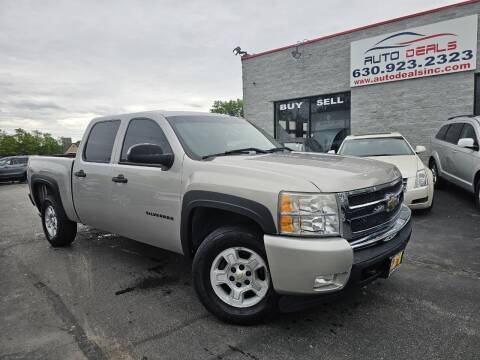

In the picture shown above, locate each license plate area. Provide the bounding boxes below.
[388,250,404,276]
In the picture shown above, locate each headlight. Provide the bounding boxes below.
[415,169,428,188]
[278,192,340,236]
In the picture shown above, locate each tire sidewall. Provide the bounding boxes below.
[193,226,277,324]
[41,198,59,243]
[475,179,480,209]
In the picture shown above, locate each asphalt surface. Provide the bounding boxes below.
[0,182,479,360]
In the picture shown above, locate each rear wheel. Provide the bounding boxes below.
[192,226,277,325]
[41,195,77,247]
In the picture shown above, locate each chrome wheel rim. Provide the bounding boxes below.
[210,247,270,308]
[45,206,58,238]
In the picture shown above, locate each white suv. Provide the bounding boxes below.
[429,115,480,208]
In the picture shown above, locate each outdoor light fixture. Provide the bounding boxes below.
[233,46,247,56]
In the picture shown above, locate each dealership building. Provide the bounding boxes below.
[241,0,480,159]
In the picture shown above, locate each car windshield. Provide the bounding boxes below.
[339,137,414,157]
[0,159,8,166]
[167,115,281,159]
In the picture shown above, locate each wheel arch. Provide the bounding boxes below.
[474,170,480,190]
[181,190,277,257]
[30,175,65,213]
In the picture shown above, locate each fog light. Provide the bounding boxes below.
[313,273,349,291]
[314,275,335,289]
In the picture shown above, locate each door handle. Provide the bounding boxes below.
[74,170,86,178]
[112,174,128,183]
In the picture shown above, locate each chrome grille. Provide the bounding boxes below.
[339,178,404,241]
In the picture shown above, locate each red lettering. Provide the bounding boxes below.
[447,41,457,51]
[426,44,437,54]
[406,49,415,57]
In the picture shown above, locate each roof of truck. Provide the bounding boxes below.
[344,132,404,140]
[93,110,231,121]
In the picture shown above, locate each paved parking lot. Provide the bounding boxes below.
[1,183,479,360]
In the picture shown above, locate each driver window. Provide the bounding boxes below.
[120,118,172,162]
[459,124,478,146]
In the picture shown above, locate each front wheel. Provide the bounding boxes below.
[475,179,480,210]
[192,226,277,325]
[429,159,443,189]
[41,195,77,247]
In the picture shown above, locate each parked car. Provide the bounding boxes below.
[27,111,411,324]
[429,115,480,208]
[279,137,324,152]
[335,133,434,211]
[0,156,29,182]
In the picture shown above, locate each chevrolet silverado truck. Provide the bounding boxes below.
[27,111,412,324]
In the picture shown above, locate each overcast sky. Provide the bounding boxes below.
[0,0,457,140]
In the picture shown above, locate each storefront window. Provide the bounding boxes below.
[310,92,350,152]
[275,98,309,140]
[474,73,480,115]
[274,92,350,152]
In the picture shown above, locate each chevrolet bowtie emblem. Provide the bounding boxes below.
[386,193,399,212]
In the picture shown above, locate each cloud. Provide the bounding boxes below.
[0,0,454,140]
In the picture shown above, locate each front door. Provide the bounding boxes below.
[109,117,183,253]
[72,120,120,231]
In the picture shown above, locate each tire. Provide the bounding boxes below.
[192,225,278,325]
[41,195,77,247]
[475,178,480,210]
[429,159,443,189]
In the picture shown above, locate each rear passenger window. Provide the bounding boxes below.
[435,125,450,140]
[444,123,464,144]
[120,118,172,162]
[83,120,120,162]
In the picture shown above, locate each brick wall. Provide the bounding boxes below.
[242,2,480,161]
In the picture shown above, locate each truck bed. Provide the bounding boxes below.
[27,155,79,222]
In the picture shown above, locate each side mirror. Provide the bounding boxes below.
[415,145,426,154]
[328,150,336,154]
[457,138,476,149]
[127,143,174,168]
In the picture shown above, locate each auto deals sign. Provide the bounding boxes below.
[350,15,477,87]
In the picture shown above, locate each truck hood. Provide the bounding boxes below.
[210,152,401,192]
[365,155,424,178]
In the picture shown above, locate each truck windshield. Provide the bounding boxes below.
[167,115,281,159]
[339,137,414,157]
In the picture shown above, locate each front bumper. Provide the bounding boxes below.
[264,205,412,295]
[404,185,434,209]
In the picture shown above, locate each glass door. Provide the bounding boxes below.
[275,98,309,140]
[310,92,350,152]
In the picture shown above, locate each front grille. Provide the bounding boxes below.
[340,178,403,240]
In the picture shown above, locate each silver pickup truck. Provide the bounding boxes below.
[27,111,412,324]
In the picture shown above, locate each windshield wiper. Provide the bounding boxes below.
[266,147,292,153]
[202,147,268,160]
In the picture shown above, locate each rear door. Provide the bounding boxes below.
[108,117,183,253]
[72,120,121,231]
[451,122,478,188]
[442,123,464,183]
[432,124,450,172]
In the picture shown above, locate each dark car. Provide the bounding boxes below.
[0,156,29,182]
[279,137,324,152]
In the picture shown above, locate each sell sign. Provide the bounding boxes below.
[350,15,477,87]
